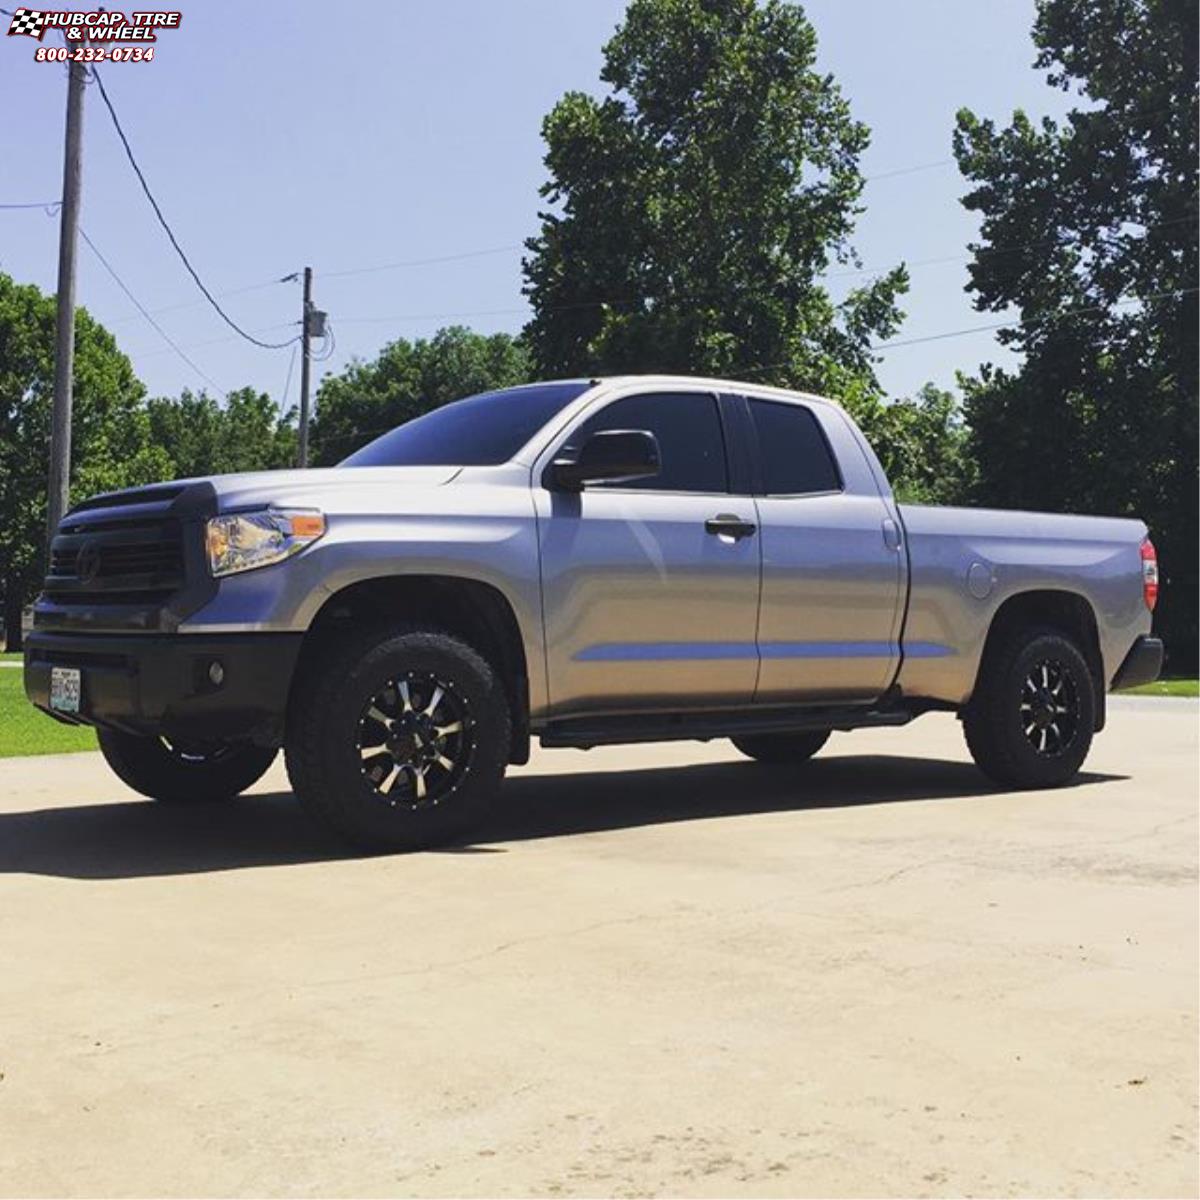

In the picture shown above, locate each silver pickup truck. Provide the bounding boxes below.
[25,375,1163,849]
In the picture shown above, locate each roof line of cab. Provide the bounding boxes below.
[578,373,841,410]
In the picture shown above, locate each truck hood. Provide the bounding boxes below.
[195,465,461,512]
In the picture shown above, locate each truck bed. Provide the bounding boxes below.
[897,503,1151,704]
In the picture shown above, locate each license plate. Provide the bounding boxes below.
[49,667,81,714]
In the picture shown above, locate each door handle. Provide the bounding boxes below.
[705,513,757,540]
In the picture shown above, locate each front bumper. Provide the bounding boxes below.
[1110,635,1164,691]
[24,631,304,746]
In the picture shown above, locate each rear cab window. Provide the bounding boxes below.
[746,398,842,496]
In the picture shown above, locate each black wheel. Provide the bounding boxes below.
[731,729,830,764]
[97,730,277,803]
[284,624,510,851]
[963,626,1095,788]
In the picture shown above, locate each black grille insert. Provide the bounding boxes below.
[34,478,218,635]
[44,518,187,600]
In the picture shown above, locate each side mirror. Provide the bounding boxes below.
[550,429,661,491]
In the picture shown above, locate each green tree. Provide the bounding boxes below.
[954,0,1198,668]
[522,0,908,415]
[146,387,296,478]
[0,272,171,651]
[862,383,976,506]
[309,326,533,465]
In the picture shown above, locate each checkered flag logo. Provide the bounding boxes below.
[7,8,47,38]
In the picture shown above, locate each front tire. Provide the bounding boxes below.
[732,729,830,764]
[97,731,277,802]
[284,624,510,852]
[963,626,1096,788]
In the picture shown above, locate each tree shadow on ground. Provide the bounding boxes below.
[0,754,1126,880]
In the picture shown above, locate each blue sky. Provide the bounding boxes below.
[0,1,1075,410]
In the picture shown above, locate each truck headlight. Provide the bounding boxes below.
[205,509,326,577]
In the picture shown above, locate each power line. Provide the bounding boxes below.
[14,200,1190,339]
[279,343,298,416]
[103,273,300,330]
[322,212,1194,328]
[323,244,523,280]
[310,285,1200,449]
[311,321,337,361]
[99,190,1198,336]
[336,306,528,324]
[0,194,304,355]
[864,102,1177,193]
[726,285,1200,381]
[133,265,1200,366]
[90,66,298,352]
[871,286,1200,353]
[316,100,1188,295]
[129,322,298,359]
[15,69,1189,398]
[85,97,1195,331]
[69,195,1200,369]
[827,211,1198,281]
[79,226,228,395]
[104,252,503,330]
[863,158,954,182]
[112,209,1198,346]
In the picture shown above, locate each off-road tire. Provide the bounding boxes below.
[963,626,1095,788]
[97,730,276,802]
[731,729,831,764]
[284,623,510,852]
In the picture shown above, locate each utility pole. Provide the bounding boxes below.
[297,266,313,468]
[46,56,87,542]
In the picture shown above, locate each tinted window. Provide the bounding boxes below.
[748,399,841,495]
[571,392,728,493]
[341,382,591,467]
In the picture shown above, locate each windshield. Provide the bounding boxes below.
[340,381,592,467]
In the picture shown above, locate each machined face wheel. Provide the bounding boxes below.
[1019,657,1080,757]
[356,672,474,809]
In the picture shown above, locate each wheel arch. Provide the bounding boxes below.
[973,588,1106,731]
[297,574,531,763]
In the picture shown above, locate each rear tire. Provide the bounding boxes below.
[732,729,830,764]
[97,730,276,803]
[284,624,510,852]
[963,626,1095,788]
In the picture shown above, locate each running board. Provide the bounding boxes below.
[539,705,913,750]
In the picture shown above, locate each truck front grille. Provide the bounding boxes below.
[44,518,187,602]
[34,479,218,634]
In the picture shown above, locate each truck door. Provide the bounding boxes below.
[738,394,907,703]
[535,389,762,718]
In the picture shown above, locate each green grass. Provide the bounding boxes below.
[0,669,97,758]
[1124,677,1199,698]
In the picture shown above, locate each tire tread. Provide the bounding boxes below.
[97,730,276,802]
[732,729,830,764]
[963,625,1094,788]
[284,622,510,850]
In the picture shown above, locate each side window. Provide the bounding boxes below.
[748,399,841,495]
[571,392,729,493]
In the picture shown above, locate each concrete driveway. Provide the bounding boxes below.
[0,699,1195,1198]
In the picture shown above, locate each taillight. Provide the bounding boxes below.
[1140,538,1159,611]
